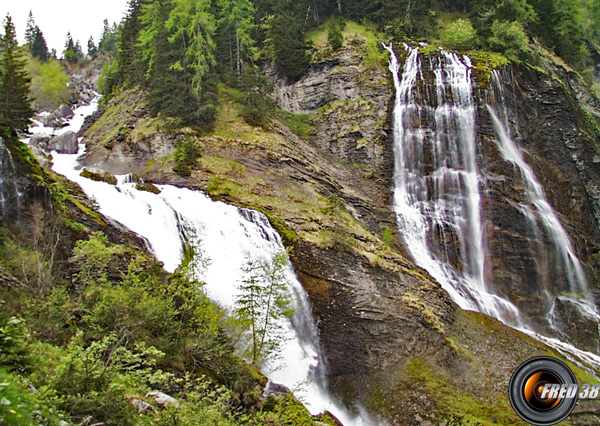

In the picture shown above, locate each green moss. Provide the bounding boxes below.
[403,358,529,426]
[275,110,315,141]
[468,51,510,88]
[136,181,161,194]
[80,168,117,185]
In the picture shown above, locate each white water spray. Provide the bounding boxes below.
[383,43,523,325]
[384,43,600,372]
[31,97,376,425]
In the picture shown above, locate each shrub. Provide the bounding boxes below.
[328,18,345,50]
[27,58,71,111]
[488,20,530,60]
[441,19,479,51]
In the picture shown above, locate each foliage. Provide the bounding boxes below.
[266,13,310,80]
[441,18,479,51]
[172,133,202,176]
[488,20,530,60]
[240,69,273,127]
[25,11,49,62]
[235,251,294,366]
[328,17,345,50]
[0,15,34,134]
[216,0,257,77]
[0,314,29,369]
[27,57,71,111]
[62,32,84,63]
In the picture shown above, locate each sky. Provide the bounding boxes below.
[1,1,129,55]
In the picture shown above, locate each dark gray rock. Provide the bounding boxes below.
[49,131,79,154]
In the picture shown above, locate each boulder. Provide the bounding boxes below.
[49,131,79,154]
[145,391,179,408]
[57,103,74,119]
[29,133,51,147]
[129,398,158,415]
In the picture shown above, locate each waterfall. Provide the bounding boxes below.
[383,43,522,325]
[384,43,600,371]
[36,97,375,425]
[0,137,21,221]
[487,71,600,352]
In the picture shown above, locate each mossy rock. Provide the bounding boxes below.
[80,168,117,185]
[136,181,161,194]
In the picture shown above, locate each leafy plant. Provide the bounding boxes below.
[441,18,479,51]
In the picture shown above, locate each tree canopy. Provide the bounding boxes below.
[0,15,34,134]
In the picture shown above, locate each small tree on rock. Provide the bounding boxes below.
[235,251,294,367]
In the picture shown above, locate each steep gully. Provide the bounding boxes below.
[26,98,376,425]
[384,43,600,370]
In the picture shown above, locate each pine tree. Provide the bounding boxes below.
[217,0,256,77]
[63,31,79,62]
[166,0,216,96]
[0,15,34,133]
[25,11,36,45]
[87,36,97,58]
[30,27,49,61]
[267,12,309,80]
[118,0,144,84]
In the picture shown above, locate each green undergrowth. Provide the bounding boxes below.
[0,228,327,426]
[401,358,530,426]
[307,20,385,68]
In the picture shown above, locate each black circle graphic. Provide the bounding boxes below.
[509,356,578,426]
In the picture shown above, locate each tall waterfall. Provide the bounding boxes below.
[383,43,522,325]
[36,98,375,426]
[384,43,600,369]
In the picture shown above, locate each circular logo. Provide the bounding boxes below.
[509,356,578,425]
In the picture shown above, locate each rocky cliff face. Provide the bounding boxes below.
[74,30,600,424]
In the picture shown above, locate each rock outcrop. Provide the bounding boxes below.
[49,131,79,154]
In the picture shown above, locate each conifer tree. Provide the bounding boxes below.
[25,11,36,45]
[30,28,49,61]
[118,0,143,84]
[0,15,34,133]
[87,36,97,58]
[166,0,216,96]
[217,0,256,77]
[63,31,79,62]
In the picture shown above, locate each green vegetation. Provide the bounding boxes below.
[27,57,71,111]
[0,16,34,134]
[328,18,345,50]
[235,251,294,366]
[172,133,203,177]
[401,358,529,426]
[441,18,479,51]
[25,11,50,62]
[0,209,324,425]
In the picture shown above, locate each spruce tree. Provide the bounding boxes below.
[25,11,36,45]
[118,0,144,84]
[0,15,34,133]
[87,36,97,58]
[30,27,49,61]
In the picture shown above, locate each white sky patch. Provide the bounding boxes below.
[1,1,128,55]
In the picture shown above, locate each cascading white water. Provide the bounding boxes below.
[488,72,588,296]
[487,72,600,358]
[384,43,600,373]
[383,43,522,325]
[31,96,375,426]
[0,137,20,220]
